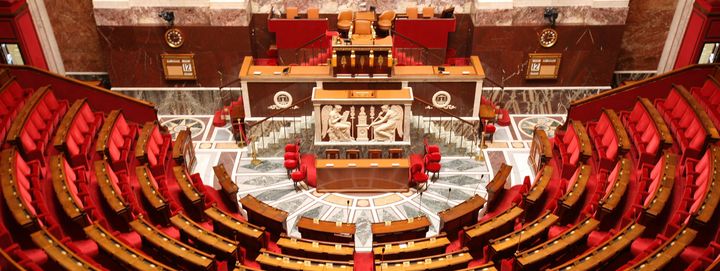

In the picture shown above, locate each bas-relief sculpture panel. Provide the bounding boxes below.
[319,104,405,142]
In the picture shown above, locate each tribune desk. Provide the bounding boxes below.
[315,158,409,193]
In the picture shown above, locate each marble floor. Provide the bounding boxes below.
[159,114,565,251]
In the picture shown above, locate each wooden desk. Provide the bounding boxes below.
[525,166,552,207]
[172,166,205,211]
[170,213,239,260]
[205,206,265,253]
[486,163,511,205]
[643,153,677,220]
[676,85,720,140]
[464,205,524,248]
[547,222,644,271]
[256,249,353,271]
[488,210,559,259]
[6,86,48,145]
[135,165,168,213]
[528,128,553,174]
[172,129,196,170]
[438,195,486,233]
[277,234,354,261]
[372,216,430,243]
[213,165,238,209]
[240,195,288,235]
[31,228,103,271]
[0,247,26,271]
[129,217,215,270]
[514,218,599,270]
[52,98,84,149]
[691,145,720,227]
[84,223,175,271]
[233,264,264,271]
[93,160,130,220]
[372,233,450,261]
[603,109,631,153]
[559,164,591,211]
[623,226,697,271]
[599,158,631,215]
[0,148,37,230]
[95,110,120,153]
[296,217,355,243]
[458,263,498,271]
[315,158,409,193]
[375,248,472,271]
[639,97,674,146]
[49,155,86,225]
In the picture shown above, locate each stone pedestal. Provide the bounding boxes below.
[356,124,369,141]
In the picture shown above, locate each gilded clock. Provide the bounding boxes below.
[539,28,558,48]
[164,28,185,48]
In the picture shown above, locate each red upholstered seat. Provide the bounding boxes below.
[284,152,298,161]
[284,159,298,171]
[285,143,298,153]
[291,165,307,190]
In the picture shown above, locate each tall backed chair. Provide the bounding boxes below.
[352,19,374,41]
[378,10,395,36]
[406,6,418,19]
[422,6,434,18]
[307,7,319,19]
[337,10,353,37]
[285,7,298,19]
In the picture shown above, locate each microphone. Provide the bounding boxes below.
[474,174,484,195]
[346,200,351,222]
[514,217,526,256]
[417,192,424,215]
[380,247,385,271]
[445,188,451,206]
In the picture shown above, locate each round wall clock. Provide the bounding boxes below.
[164,28,185,48]
[539,28,558,48]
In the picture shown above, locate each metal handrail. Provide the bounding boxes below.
[414,96,476,127]
[247,96,312,128]
[390,29,445,64]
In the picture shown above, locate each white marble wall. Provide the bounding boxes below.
[91,0,629,26]
[92,0,252,26]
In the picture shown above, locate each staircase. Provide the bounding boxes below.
[410,116,478,156]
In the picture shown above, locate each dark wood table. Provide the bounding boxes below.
[315,158,409,193]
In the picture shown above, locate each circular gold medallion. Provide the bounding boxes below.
[164,28,184,48]
[539,28,558,48]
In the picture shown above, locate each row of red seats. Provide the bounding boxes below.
[656,86,720,159]
[9,87,68,163]
[0,76,30,144]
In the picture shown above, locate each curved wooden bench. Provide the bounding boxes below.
[548,222,645,271]
[256,248,353,271]
[277,233,354,261]
[49,155,87,226]
[93,160,130,220]
[464,204,524,248]
[31,228,105,271]
[488,210,559,260]
[170,213,238,262]
[204,206,265,252]
[84,223,176,271]
[525,166,553,207]
[375,248,472,271]
[129,217,215,270]
[559,164,592,211]
[599,158,632,215]
[514,217,600,270]
[373,233,450,261]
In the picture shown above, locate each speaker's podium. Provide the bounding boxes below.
[331,35,393,78]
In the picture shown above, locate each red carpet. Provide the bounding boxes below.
[353,252,374,271]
